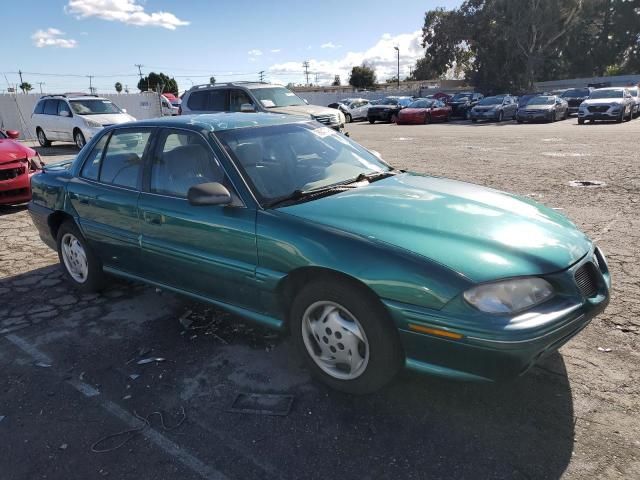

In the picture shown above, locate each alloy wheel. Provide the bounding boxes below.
[301,300,370,381]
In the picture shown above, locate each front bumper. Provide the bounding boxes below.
[80,125,104,141]
[368,110,394,122]
[0,163,33,205]
[384,248,610,382]
[517,110,553,122]
[470,110,499,121]
[578,105,624,120]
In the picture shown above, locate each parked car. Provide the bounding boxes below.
[560,88,593,115]
[578,88,635,124]
[469,95,518,122]
[397,98,451,124]
[160,95,179,116]
[180,81,345,130]
[626,86,640,118]
[32,94,136,149]
[28,113,610,393]
[367,96,413,123]
[516,92,546,112]
[431,92,452,103]
[0,129,43,205]
[448,92,484,119]
[336,98,371,123]
[516,95,569,123]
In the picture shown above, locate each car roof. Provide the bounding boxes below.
[594,87,626,91]
[124,112,311,132]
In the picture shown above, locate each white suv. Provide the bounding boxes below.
[32,94,136,149]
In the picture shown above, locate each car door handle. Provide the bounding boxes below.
[143,211,164,225]
[69,192,90,204]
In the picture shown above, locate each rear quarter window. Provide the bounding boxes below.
[34,100,45,115]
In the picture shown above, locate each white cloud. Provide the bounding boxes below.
[65,0,189,30]
[270,49,281,53]
[248,49,263,56]
[32,28,78,48]
[269,31,424,84]
[320,42,341,49]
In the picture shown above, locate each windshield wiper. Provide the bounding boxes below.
[352,169,398,184]
[265,184,360,208]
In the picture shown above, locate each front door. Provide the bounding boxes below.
[56,100,75,142]
[138,128,258,308]
[67,127,152,273]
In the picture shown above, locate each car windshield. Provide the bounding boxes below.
[528,96,555,105]
[590,90,624,99]
[379,98,399,105]
[562,88,590,97]
[250,87,306,108]
[628,88,638,96]
[478,96,503,105]
[216,122,391,204]
[452,93,472,101]
[0,131,6,139]
[70,99,122,115]
[398,98,413,107]
[409,100,434,108]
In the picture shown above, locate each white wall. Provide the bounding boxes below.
[0,93,164,140]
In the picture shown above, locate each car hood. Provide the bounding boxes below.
[280,173,591,282]
[581,98,625,106]
[525,104,554,110]
[369,105,397,110]
[0,138,36,164]
[78,113,135,125]
[267,104,337,117]
[399,108,428,114]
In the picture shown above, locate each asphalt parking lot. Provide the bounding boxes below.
[1,117,639,480]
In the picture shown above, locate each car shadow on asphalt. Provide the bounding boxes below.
[0,204,28,217]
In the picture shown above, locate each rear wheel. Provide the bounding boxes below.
[56,221,105,293]
[390,113,398,124]
[37,128,51,147]
[291,279,402,394]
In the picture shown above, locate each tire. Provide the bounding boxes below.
[563,110,569,120]
[390,113,398,124]
[616,111,624,123]
[74,130,86,149]
[56,220,105,293]
[344,113,352,124]
[465,110,471,120]
[291,279,402,394]
[444,113,451,122]
[497,111,503,122]
[471,119,478,123]
[625,108,633,122]
[517,118,523,124]
[423,113,431,124]
[578,118,585,125]
[37,128,51,147]
[368,118,375,124]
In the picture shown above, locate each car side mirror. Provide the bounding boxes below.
[240,103,256,113]
[121,108,127,113]
[303,99,309,105]
[60,110,70,117]
[188,182,232,206]
[6,130,20,139]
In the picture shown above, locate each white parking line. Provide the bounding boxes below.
[5,334,229,480]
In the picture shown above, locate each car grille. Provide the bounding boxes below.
[588,106,609,113]
[312,113,339,125]
[567,99,583,107]
[524,109,545,114]
[575,262,598,298]
[0,166,25,181]
[0,187,28,199]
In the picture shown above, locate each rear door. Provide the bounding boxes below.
[138,128,258,308]
[67,127,152,273]
[56,100,74,142]
[42,100,60,139]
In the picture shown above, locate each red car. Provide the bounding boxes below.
[0,130,43,205]
[397,99,452,124]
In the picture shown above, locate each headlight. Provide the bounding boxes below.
[84,118,102,128]
[463,277,554,314]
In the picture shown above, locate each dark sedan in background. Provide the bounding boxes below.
[561,87,593,115]
[367,96,413,123]
[448,92,484,119]
[516,96,569,123]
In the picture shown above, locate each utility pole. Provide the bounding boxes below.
[18,70,24,92]
[37,82,45,94]
[314,72,319,85]
[394,47,400,89]
[259,70,265,82]
[302,61,310,86]
[88,75,95,94]
[135,64,144,79]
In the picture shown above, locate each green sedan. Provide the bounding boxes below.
[29,113,611,394]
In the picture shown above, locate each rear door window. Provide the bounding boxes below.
[187,89,227,111]
[34,100,45,115]
[81,133,110,180]
[98,129,152,189]
[229,89,253,112]
[44,100,59,115]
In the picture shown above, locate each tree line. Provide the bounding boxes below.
[412,0,640,93]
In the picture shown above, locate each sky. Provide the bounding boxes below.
[1,0,461,94]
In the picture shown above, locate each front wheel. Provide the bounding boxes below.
[368,118,375,124]
[497,111,504,122]
[390,113,398,124]
[74,130,86,149]
[291,279,402,394]
[344,113,352,124]
[57,221,105,293]
[423,113,431,124]
[578,118,585,125]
